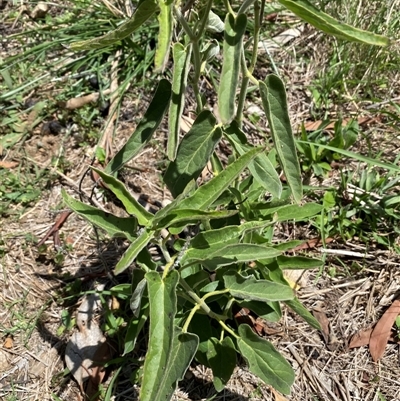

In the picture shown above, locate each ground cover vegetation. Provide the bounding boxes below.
[1,0,400,400]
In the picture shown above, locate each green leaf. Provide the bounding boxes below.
[115,229,154,275]
[151,209,238,230]
[154,0,173,72]
[177,147,262,211]
[207,10,225,33]
[224,122,282,198]
[274,203,323,221]
[140,271,199,401]
[277,255,323,270]
[237,324,294,394]
[123,310,148,355]
[238,300,282,322]
[285,298,321,330]
[218,13,247,124]
[70,0,157,50]
[164,110,222,198]
[224,271,294,302]
[91,167,153,226]
[61,189,136,240]
[278,0,390,46]
[207,337,236,392]
[181,244,282,270]
[105,79,171,175]
[259,75,303,203]
[168,43,192,161]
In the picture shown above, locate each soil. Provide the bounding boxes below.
[1,2,400,401]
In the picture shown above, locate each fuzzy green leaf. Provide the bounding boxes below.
[218,13,247,124]
[91,167,153,226]
[278,0,390,46]
[61,189,136,240]
[164,110,222,198]
[260,75,303,203]
[224,271,294,302]
[238,324,295,394]
[70,0,157,50]
[140,271,199,401]
[277,255,323,270]
[285,298,321,330]
[115,229,154,275]
[105,79,171,174]
[154,0,173,72]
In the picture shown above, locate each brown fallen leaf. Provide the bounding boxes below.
[301,116,379,132]
[349,326,400,349]
[37,210,72,248]
[0,160,19,169]
[270,387,290,401]
[286,237,335,252]
[369,299,400,362]
[313,310,330,345]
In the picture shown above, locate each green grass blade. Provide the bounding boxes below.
[237,324,295,394]
[278,0,390,46]
[115,229,154,275]
[177,147,262,210]
[260,75,303,204]
[105,79,171,175]
[224,122,282,198]
[224,271,294,302]
[91,167,153,226]
[218,13,247,124]
[154,0,173,72]
[61,189,137,240]
[168,43,191,161]
[70,0,158,51]
[140,271,199,401]
[164,110,222,198]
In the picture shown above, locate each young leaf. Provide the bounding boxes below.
[259,75,303,204]
[164,110,222,198]
[91,167,153,226]
[224,271,294,302]
[277,255,323,270]
[140,271,199,401]
[62,189,137,240]
[218,13,247,124]
[105,79,171,174]
[177,147,262,210]
[70,0,158,50]
[237,324,295,394]
[114,229,154,275]
[224,122,282,199]
[285,298,321,330]
[207,337,237,392]
[155,0,173,72]
[168,43,191,161]
[278,0,390,46]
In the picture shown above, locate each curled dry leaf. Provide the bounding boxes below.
[313,310,330,345]
[369,299,400,362]
[0,160,19,169]
[65,290,112,400]
[270,386,290,401]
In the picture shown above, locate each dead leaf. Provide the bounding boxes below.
[369,299,400,362]
[3,337,13,349]
[349,326,400,349]
[0,160,19,169]
[270,387,290,401]
[301,116,379,132]
[313,310,330,344]
[286,237,335,252]
[65,290,112,400]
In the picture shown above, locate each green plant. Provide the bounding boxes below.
[61,0,392,399]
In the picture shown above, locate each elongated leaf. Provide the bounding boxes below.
[260,75,302,203]
[238,324,294,394]
[218,13,247,124]
[70,0,157,51]
[224,271,294,302]
[123,310,148,355]
[168,43,191,161]
[224,122,282,198]
[115,229,154,275]
[91,167,153,226]
[277,255,323,270]
[207,337,236,392]
[164,110,222,197]
[177,147,262,211]
[238,300,282,322]
[140,271,199,401]
[154,0,173,72]
[181,244,282,270]
[61,189,136,240]
[258,203,323,221]
[278,0,390,46]
[151,208,237,230]
[285,298,321,330]
[105,79,171,174]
